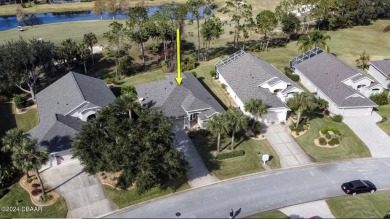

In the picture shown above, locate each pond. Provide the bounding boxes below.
[0,5,214,31]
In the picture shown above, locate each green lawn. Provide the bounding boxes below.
[191,133,281,180]
[103,180,190,209]
[296,117,371,162]
[0,183,67,218]
[377,105,390,136]
[327,190,390,218]
[0,103,38,136]
[247,210,288,218]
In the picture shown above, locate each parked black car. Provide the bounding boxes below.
[341,180,377,195]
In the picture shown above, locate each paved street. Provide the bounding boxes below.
[344,112,390,158]
[264,124,314,168]
[40,159,116,218]
[107,158,390,218]
[174,130,219,188]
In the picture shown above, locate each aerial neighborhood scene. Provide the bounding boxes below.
[1,0,390,218]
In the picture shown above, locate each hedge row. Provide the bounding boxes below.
[216,150,245,160]
[320,126,341,135]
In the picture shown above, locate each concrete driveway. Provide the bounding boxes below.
[174,130,219,188]
[40,159,116,218]
[264,124,314,168]
[343,112,390,158]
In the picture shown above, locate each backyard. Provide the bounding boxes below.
[191,132,281,180]
[377,104,390,136]
[296,117,371,162]
[0,102,38,136]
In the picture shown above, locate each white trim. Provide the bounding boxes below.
[345,93,364,99]
[65,101,88,116]
[183,107,212,114]
[259,77,278,87]
[369,83,386,90]
[341,73,362,83]
[282,86,303,95]
[80,106,100,114]
[352,76,374,83]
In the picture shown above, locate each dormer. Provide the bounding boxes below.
[260,77,290,94]
[343,74,374,90]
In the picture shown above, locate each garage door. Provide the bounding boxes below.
[262,111,286,123]
[342,108,372,117]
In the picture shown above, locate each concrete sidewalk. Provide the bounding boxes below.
[40,159,116,218]
[264,124,314,168]
[174,130,219,188]
[280,200,335,218]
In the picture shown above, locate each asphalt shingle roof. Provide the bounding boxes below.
[135,73,225,119]
[370,59,390,76]
[29,72,115,152]
[295,52,377,108]
[216,51,302,109]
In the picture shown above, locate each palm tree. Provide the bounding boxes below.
[225,108,248,150]
[244,98,267,130]
[207,114,230,153]
[83,32,98,66]
[297,30,331,53]
[1,129,30,177]
[77,43,91,74]
[287,92,317,128]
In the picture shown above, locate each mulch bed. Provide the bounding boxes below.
[19,174,61,207]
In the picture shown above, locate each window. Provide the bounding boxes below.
[371,88,380,95]
[357,84,366,90]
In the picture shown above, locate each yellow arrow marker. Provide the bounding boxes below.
[175,29,183,85]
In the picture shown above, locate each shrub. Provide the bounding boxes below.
[370,91,389,106]
[287,73,300,82]
[31,189,42,196]
[210,70,216,78]
[25,177,33,184]
[31,183,40,188]
[320,126,341,135]
[191,71,197,77]
[318,137,327,145]
[331,114,343,123]
[216,150,245,160]
[0,165,18,188]
[120,85,136,97]
[188,129,211,138]
[378,117,388,124]
[290,122,305,133]
[328,138,340,146]
[325,133,331,139]
[40,194,53,203]
[13,94,28,109]
[221,83,227,90]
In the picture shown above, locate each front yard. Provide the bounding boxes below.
[327,190,390,218]
[191,133,281,180]
[296,117,371,162]
[0,183,67,218]
[377,105,390,136]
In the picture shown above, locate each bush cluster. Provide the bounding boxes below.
[210,70,216,78]
[320,126,341,136]
[331,114,343,123]
[325,133,331,139]
[370,91,389,106]
[328,138,340,146]
[318,137,327,145]
[40,194,53,203]
[31,189,42,196]
[221,83,227,90]
[13,94,29,109]
[188,129,211,138]
[216,150,245,160]
[286,73,300,82]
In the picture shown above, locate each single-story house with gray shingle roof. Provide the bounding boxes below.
[368,59,390,89]
[290,48,384,117]
[214,50,303,123]
[29,72,116,169]
[135,73,225,129]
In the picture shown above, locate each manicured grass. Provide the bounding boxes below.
[377,105,390,136]
[296,117,371,162]
[103,181,190,209]
[327,190,390,218]
[15,108,39,132]
[247,210,288,218]
[191,134,281,180]
[0,183,67,218]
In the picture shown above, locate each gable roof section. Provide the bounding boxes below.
[216,51,302,109]
[370,59,390,76]
[294,52,377,108]
[135,73,225,118]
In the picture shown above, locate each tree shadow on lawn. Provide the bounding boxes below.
[190,134,221,173]
[220,131,249,151]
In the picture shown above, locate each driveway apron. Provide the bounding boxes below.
[40,159,116,218]
[264,124,314,168]
[343,112,390,158]
[173,130,219,188]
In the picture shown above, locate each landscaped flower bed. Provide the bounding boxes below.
[314,126,341,147]
[19,174,60,206]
